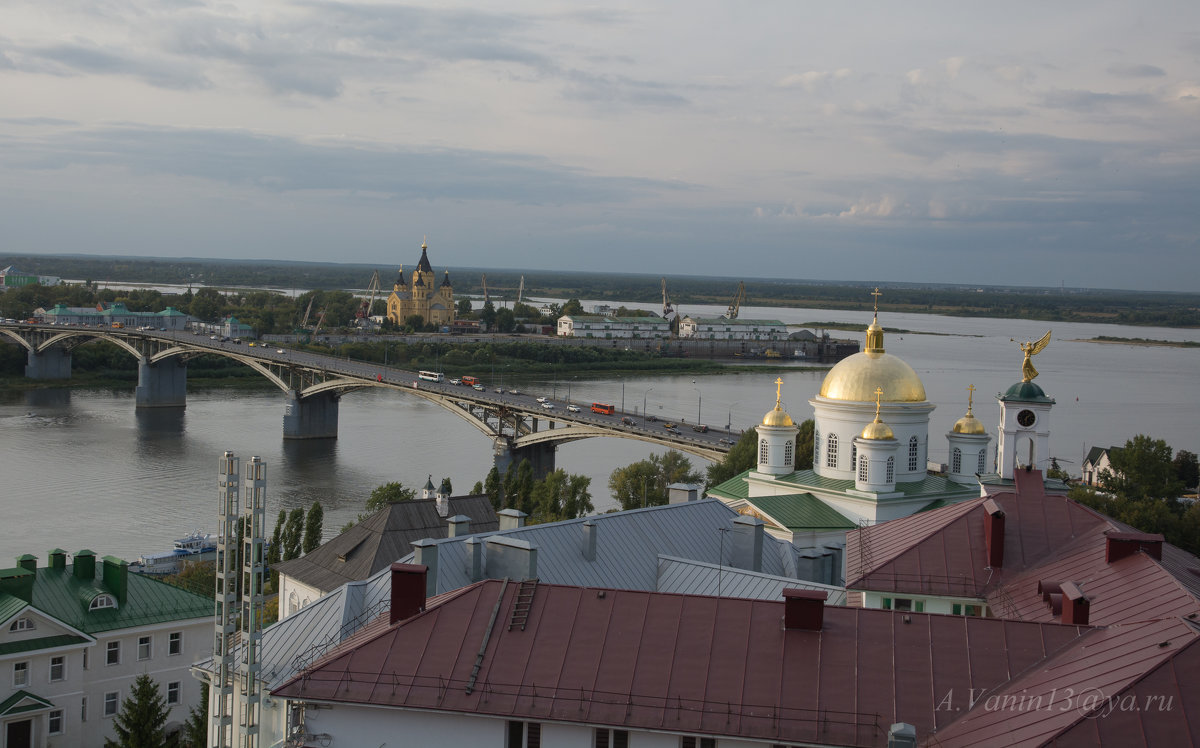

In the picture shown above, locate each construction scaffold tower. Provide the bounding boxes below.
[211,452,268,748]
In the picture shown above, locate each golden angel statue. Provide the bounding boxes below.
[1016,330,1051,382]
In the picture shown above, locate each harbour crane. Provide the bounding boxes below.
[661,278,677,321]
[517,276,525,305]
[298,296,316,329]
[722,281,745,320]
[356,270,381,327]
[481,274,490,306]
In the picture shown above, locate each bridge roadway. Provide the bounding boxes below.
[0,322,733,473]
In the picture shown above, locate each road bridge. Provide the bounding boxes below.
[0,323,734,474]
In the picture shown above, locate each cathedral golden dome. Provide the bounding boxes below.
[860,417,895,440]
[819,351,927,402]
[952,411,986,435]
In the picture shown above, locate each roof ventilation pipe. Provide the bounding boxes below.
[983,498,1005,568]
[782,588,826,631]
[389,563,428,624]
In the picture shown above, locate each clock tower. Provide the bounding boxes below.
[996,381,1055,479]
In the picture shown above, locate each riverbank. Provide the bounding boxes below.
[1077,336,1200,348]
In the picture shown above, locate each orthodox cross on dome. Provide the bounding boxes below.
[774,377,784,408]
[966,383,976,413]
[871,287,882,315]
[873,386,884,420]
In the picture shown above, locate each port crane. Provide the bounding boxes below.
[356,270,381,327]
[481,274,490,306]
[516,276,525,305]
[722,281,745,319]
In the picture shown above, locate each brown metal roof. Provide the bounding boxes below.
[273,496,498,592]
[273,580,1092,746]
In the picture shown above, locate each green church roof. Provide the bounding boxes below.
[743,494,857,531]
[1000,381,1055,403]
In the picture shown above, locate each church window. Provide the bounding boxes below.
[858,455,868,482]
[826,433,838,468]
[759,439,769,464]
[851,443,857,468]
[952,447,962,474]
[784,440,794,466]
[977,449,987,474]
[814,429,820,464]
[887,456,895,483]
[908,436,919,471]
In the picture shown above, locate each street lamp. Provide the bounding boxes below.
[643,387,655,426]
[692,387,702,426]
[726,401,738,432]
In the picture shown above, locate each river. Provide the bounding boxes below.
[2,305,1197,562]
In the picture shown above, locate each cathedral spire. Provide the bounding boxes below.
[865,287,885,353]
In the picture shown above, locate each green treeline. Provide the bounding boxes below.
[4,254,1199,328]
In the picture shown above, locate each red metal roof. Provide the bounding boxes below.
[273,580,1092,746]
[847,470,1200,627]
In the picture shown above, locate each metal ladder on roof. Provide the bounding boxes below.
[508,578,539,631]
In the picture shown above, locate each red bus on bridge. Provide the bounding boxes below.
[591,402,615,415]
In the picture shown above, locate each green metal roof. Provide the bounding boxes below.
[22,564,212,635]
[706,470,752,500]
[0,592,28,624]
[0,690,55,717]
[1000,381,1055,403]
[0,634,90,657]
[744,493,856,531]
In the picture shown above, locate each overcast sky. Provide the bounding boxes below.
[2,1,1198,291]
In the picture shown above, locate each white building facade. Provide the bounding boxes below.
[556,315,671,339]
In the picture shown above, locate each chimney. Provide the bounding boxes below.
[1037,580,1063,615]
[782,588,827,631]
[464,537,484,582]
[101,556,129,605]
[1105,531,1164,563]
[74,550,96,580]
[1060,581,1090,625]
[447,515,471,538]
[0,567,34,604]
[410,539,439,597]
[581,520,597,561]
[498,508,527,531]
[16,554,37,574]
[48,549,67,571]
[668,483,701,504]
[485,536,537,581]
[888,723,918,748]
[389,563,428,624]
[982,498,1005,568]
[732,516,764,572]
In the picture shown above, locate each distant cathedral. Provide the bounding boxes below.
[386,239,455,328]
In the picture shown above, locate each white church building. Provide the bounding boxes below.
[708,295,1065,565]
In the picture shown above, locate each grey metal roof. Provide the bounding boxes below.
[273,496,498,593]
[656,555,846,605]
[216,499,819,690]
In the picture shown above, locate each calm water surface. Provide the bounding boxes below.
[2,306,1196,561]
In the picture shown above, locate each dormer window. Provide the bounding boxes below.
[89,594,117,611]
[8,617,35,632]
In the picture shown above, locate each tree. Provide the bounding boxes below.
[302,501,324,554]
[706,429,759,487]
[494,307,516,333]
[456,298,474,317]
[529,470,593,523]
[561,298,585,317]
[366,481,416,512]
[1101,435,1183,500]
[188,288,224,321]
[439,476,452,495]
[795,419,815,470]
[610,452,703,511]
[267,509,285,589]
[1174,450,1199,490]
[181,683,208,748]
[480,300,497,329]
[484,466,503,509]
[104,674,171,748]
[282,507,305,561]
[514,459,535,514]
[1047,457,1071,482]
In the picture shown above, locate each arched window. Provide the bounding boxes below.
[908,436,919,471]
[977,449,987,474]
[89,595,117,611]
[8,617,34,633]
[759,439,769,464]
[814,429,820,465]
[952,447,962,474]
[887,456,895,483]
[858,455,869,482]
[826,433,839,468]
[784,440,794,467]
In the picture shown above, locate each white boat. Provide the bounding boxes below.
[129,530,217,576]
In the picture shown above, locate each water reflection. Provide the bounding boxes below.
[24,388,72,408]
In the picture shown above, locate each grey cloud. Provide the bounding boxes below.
[1039,88,1156,112]
[0,117,78,127]
[562,70,690,108]
[1107,63,1166,77]
[11,41,210,90]
[0,125,687,205]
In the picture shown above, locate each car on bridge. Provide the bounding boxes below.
[621,416,635,426]
[473,384,485,391]
[449,378,461,385]
[535,396,549,403]
[566,404,580,413]
[541,401,555,410]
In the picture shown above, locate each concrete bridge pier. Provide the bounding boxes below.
[493,439,557,479]
[25,347,72,380]
[135,357,187,408]
[283,390,340,440]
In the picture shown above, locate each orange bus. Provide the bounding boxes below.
[591,402,615,415]
[462,376,480,387]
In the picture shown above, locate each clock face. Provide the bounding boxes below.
[1017,409,1036,428]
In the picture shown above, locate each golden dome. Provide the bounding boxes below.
[819,351,927,402]
[762,406,795,427]
[953,411,986,435]
[861,418,895,440]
